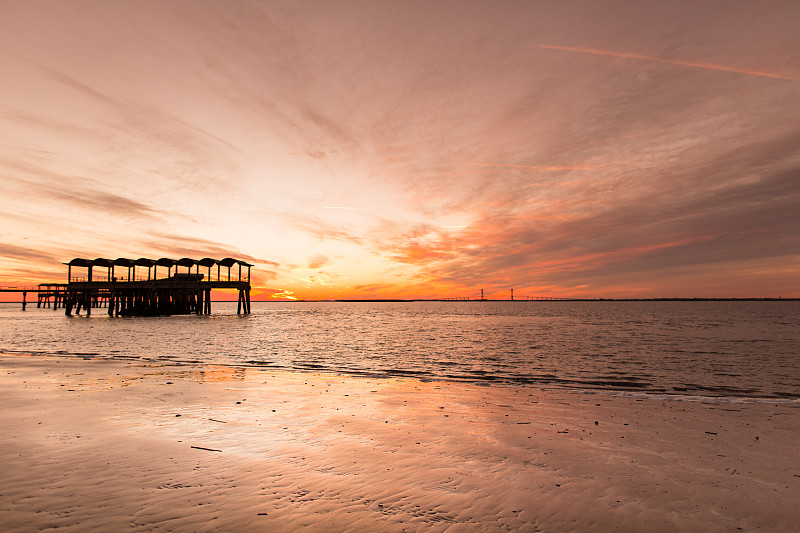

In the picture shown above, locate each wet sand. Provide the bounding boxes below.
[1,354,798,532]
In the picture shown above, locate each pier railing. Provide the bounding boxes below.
[0,285,39,291]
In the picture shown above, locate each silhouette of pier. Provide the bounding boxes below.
[45,257,253,316]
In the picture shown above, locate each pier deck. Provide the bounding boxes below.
[64,278,251,316]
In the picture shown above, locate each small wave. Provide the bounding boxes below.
[674,383,759,395]
[294,362,326,369]
[382,369,433,376]
[574,389,800,406]
[3,350,797,402]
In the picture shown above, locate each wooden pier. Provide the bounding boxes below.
[37,283,68,309]
[63,257,252,316]
[9,257,253,316]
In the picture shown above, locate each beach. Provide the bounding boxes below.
[1,353,797,532]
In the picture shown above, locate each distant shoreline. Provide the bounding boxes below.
[2,297,798,304]
[329,297,800,302]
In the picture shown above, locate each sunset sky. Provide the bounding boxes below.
[1,0,798,300]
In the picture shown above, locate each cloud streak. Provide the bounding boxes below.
[471,164,603,171]
[0,243,61,264]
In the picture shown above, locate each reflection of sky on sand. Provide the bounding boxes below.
[195,365,246,383]
[2,355,798,531]
[137,368,800,528]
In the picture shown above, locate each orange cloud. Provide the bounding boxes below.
[308,254,331,269]
[391,244,454,264]
[282,213,364,245]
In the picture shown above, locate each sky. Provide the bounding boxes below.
[1,0,798,300]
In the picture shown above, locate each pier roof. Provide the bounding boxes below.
[65,257,253,268]
[113,258,136,267]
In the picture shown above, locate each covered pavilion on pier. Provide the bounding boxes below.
[61,257,252,316]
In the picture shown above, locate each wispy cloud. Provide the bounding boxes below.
[281,213,364,245]
[308,254,331,269]
[0,243,61,264]
[140,232,279,266]
[45,186,158,219]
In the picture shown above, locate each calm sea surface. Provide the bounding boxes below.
[1,301,798,400]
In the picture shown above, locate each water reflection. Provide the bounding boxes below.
[1,301,798,399]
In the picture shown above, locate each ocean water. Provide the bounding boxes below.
[1,300,798,400]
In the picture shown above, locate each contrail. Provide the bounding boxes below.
[472,164,600,170]
[534,44,800,82]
